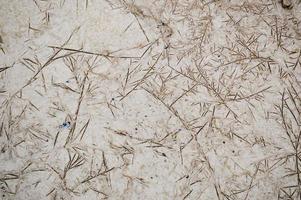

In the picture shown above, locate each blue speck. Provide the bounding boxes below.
[60,121,71,129]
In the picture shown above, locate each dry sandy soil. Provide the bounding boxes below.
[0,0,301,199]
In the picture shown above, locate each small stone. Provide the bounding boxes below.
[281,0,292,9]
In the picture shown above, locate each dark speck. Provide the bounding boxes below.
[61,121,71,128]
[222,141,225,144]
[186,175,189,178]
[135,128,138,131]
[162,153,167,157]
[232,150,235,153]
[112,98,115,101]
